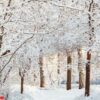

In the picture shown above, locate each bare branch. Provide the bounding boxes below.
[3,67,12,83]
[0,34,34,73]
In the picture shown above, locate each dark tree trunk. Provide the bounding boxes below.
[21,77,24,94]
[0,26,4,49]
[39,56,45,88]
[66,52,72,90]
[85,0,94,96]
[85,51,91,96]
[67,69,71,90]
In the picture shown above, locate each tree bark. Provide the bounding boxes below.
[21,77,24,94]
[39,56,45,87]
[77,48,84,89]
[66,51,72,90]
[0,26,4,49]
[57,53,60,86]
[67,69,71,90]
[85,51,91,96]
[85,0,94,96]
[0,26,4,84]
[79,71,84,89]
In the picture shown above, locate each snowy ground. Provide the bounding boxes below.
[8,85,100,100]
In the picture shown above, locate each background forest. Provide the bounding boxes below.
[0,0,100,100]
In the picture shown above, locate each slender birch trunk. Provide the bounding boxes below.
[77,48,84,89]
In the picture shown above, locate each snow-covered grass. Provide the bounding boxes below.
[8,84,100,100]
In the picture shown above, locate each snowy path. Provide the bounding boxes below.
[33,88,83,100]
[8,85,100,100]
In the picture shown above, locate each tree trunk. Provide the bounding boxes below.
[79,71,84,89]
[77,48,84,89]
[67,69,71,90]
[85,51,91,96]
[0,26,4,49]
[21,77,24,94]
[66,51,72,90]
[39,56,45,87]
[0,26,4,84]
[57,53,60,86]
[85,0,94,96]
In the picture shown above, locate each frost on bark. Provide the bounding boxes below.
[39,56,45,88]
[77,48,84,89]
[66,51,72,90]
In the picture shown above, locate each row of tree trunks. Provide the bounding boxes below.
[19,50,91,95]
[38,50,85,90]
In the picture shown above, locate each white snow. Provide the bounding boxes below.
[8,85,100,100]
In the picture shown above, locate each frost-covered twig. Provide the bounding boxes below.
[3,67,12,83]
[0,34,34,73]
[50,2,84,11]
